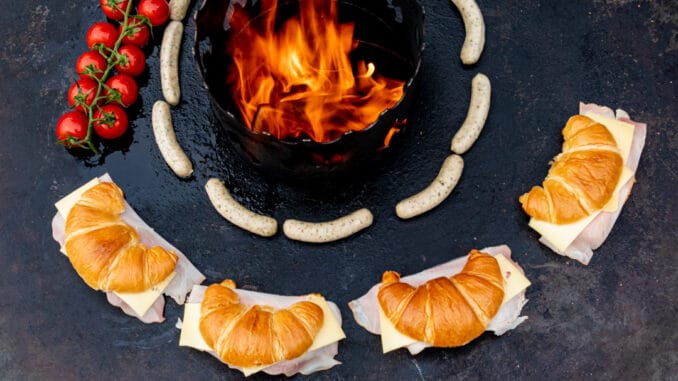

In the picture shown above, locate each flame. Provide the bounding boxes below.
[227,0,405,143]
[383,119,408,148]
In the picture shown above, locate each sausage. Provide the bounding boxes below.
[283,208,374,243]
[396,155,464,219]
[152,100,193,178]
[169,0,191,21]
[450,0,486,65]
[205,178,278,237]
[160,21,183,106]
[450,73,491,155]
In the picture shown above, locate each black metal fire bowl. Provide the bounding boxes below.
[194,0,424,182]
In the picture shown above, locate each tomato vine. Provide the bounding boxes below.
[57,0,167,153]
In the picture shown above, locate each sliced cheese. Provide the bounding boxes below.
[115,272,176,317]
[583,112,635,166]
[179,292,345,377]
[529,166,633,253]
[179,303,211,352]
[529,213,597,254]
[582,113,635,212]
[495,254,532,303]
[55,175,174,317]
[55,177,101,218]
[379,254,530,353]
[529,112,637,253]
[305,294,346,347]
[379,306,415,353]
[602,167,634,212]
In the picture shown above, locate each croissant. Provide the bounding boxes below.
[519,115,624,224]
[377,250,504,347]
[64,182,178,293]
[199,280,325,368]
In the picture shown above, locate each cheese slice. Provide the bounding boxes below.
[379,254,530,353]
[582,113,634,213]
[495,254,532,303]
[179,292,345,377]
[582,113,634,166]
[528,113,636,253]
[55,177,101,218]
[115,272,175,317]
[602,167,634,212]
[179,303,211,351]
[529,166,633,253]
[55,175,174,317]
[379,306,415,353]
[304,294,347,352]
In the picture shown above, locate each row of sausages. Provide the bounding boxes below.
[150,0,492,243]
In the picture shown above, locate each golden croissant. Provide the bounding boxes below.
[64,182,178,293]
[199,280,324,368]
[378,250,504,347]
[519,115,623,224]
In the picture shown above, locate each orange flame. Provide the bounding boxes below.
[227,0,405,143]
[382,118,407,149]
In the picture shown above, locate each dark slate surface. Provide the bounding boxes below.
[1,0,676,380]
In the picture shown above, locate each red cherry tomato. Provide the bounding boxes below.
[93,104,129,139]
[56,111,89,146]
[75,51,108,79]
[120,16,150,47]
[105,74,139,107]
[115,45,146,77]
[100,0,130,21]
[138,0,170,27]
[86,22,119,49]
[67,78,100,112]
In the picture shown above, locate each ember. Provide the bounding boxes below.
[226,0,406,143]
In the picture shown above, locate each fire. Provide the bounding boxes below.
[383,119,407,149]
[227,0,406,143]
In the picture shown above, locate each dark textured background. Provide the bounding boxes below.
[1,0,676,380]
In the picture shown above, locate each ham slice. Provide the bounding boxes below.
[51,174,205,323]
[348,245,529,355]
[178,285,343,377]
[537,103,647,264]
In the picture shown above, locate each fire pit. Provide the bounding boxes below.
[194,0,424,180]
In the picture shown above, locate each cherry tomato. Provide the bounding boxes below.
[105,74,139,107]
[100,0,130,21]
[86,22,119,50]
[138,0,170,27]
[75,51,108,79]
[67,78,99,113]
[120,16,150,47]
[115,45,146,77]
[56,111,89,146]
[93,104,129,139]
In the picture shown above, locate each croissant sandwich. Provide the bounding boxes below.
[349,245,531,354]
[51,174,205,323]
[519,115,624,224]
[65,182,178,292]
[379,250,504,347]
[179,281,346,377]
[519,103,647,264]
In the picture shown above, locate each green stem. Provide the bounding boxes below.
[72,0,135,153]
